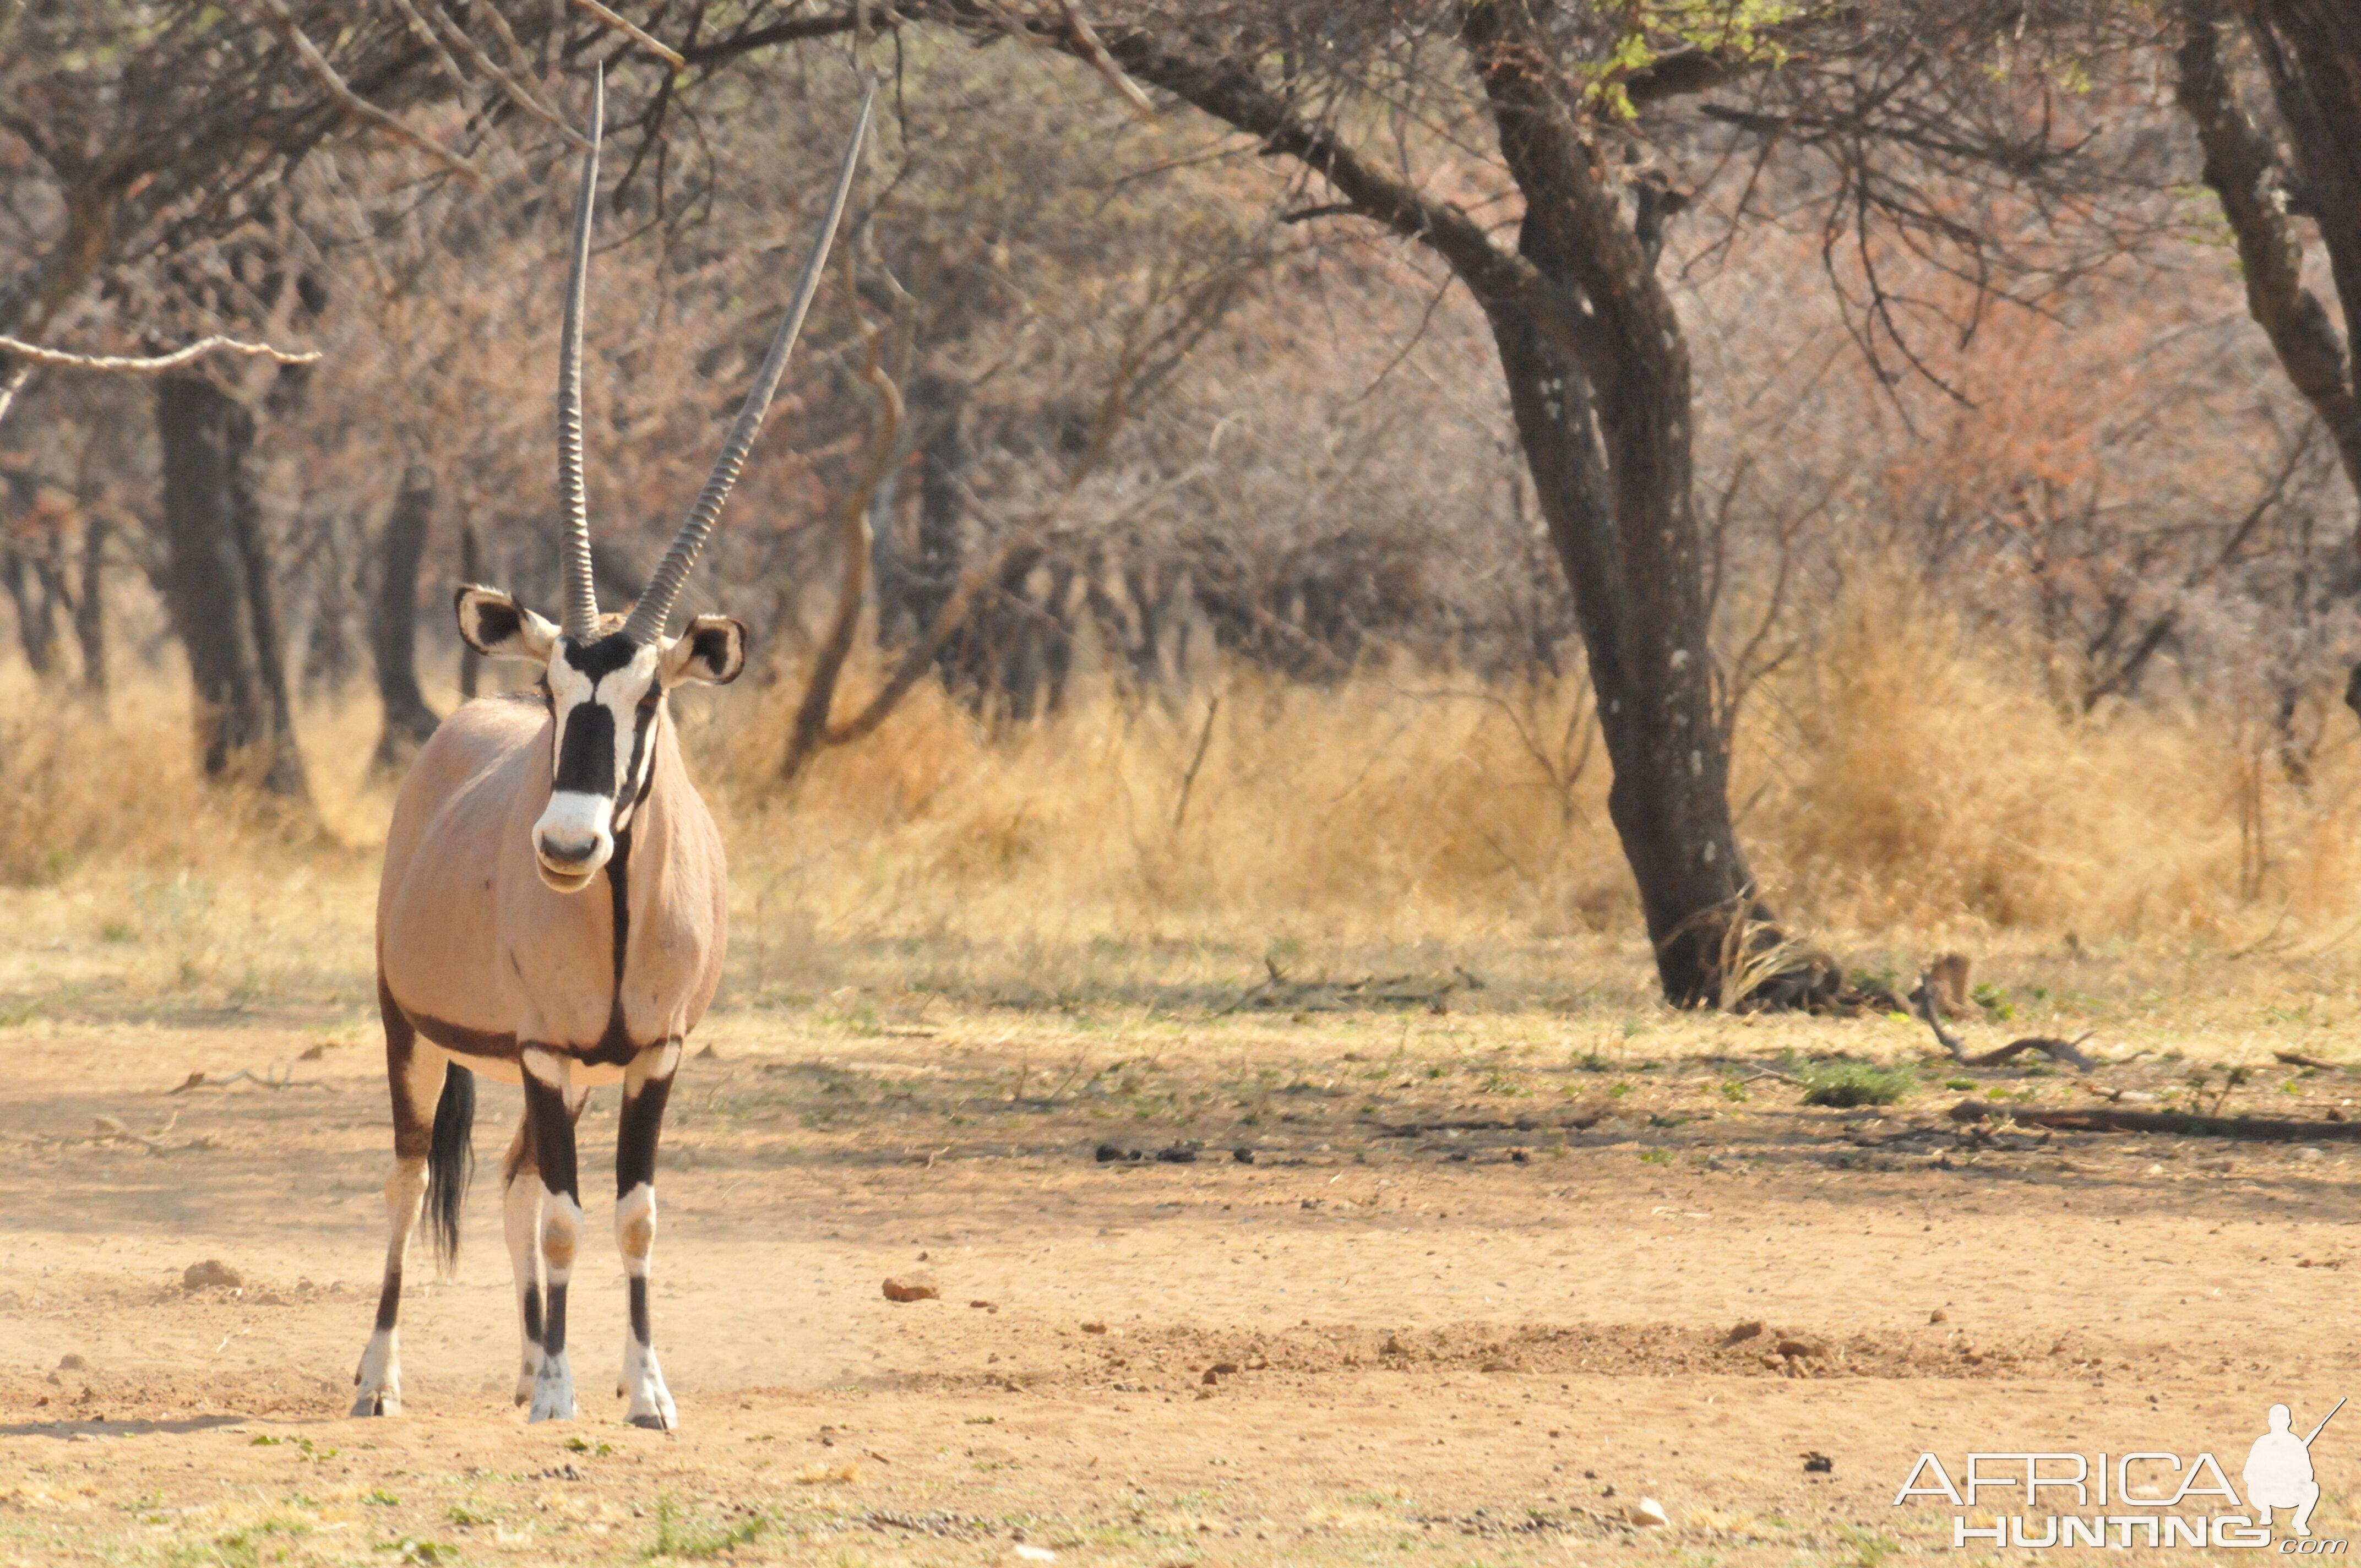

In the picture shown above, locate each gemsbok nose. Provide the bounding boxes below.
[533,791,614,888]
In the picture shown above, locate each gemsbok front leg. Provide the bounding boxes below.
[520,1048,584,1422]
[616,1040,681,1429]
[500,1120,545,1406]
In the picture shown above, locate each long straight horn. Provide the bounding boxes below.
[620,82,876,646]
[556,69,605,640]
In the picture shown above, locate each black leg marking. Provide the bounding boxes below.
[628,1277,651,1347]
[523,1284,545,1348]
[373,1270,402,1333]
[616,1060,672,1197]
[520,1059,580,1376]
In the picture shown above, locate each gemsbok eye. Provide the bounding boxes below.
[361,72,873,1432]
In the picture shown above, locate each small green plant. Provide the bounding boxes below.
[364,1489,400,1506]
[563,1436,616,1456]
[446,1503,495,1527]
[1607,1082,1633,1099]
[1638,1148,1672,1165]
[1943,1077,1976,1091]
[1796,1061,1911,1108]
[1717,1079,1750,1102]
[646,1497,769,1560]
[1574,1051,1614,1073]
[1971,983,2015,1020]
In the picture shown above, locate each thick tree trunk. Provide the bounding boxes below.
[1487,222,1761,1006]
[154,373,309,801]
[1466,6,1776,1006]
[370,463,440,772]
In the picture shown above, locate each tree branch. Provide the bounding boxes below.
[248,0,486,188]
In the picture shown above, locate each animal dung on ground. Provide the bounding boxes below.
[1629,1498,1670,1528]
[1803,1451,1835,1474]
[882,1276,940,1303]
[182,1260,243,1292]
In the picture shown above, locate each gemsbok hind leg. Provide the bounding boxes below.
[520,1048,584,1422]
[615,1040,681,1429]
[353,987,451,1417]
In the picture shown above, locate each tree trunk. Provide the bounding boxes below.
[370,463,440,772]
[1465,6,1774,1005]
[75,510,106,699]
[1487,222,1761,1005]
[1063,8,1797,1006]
[154,373,309,802]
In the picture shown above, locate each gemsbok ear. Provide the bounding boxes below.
[455,586,558,661]
[660,614,747,687]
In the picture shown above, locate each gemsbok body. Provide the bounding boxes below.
[353,78,873,1428]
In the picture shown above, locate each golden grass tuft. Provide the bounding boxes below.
[4,579,2358,1010]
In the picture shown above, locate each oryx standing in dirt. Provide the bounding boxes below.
[352,78,873,1428]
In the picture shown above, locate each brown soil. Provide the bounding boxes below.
[3,999,2357,1564]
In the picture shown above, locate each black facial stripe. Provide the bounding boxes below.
[562,631,644,679]
[553,699,617,797]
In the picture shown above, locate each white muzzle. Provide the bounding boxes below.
[534,791,614,891]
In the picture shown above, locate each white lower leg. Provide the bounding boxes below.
[351,1158,426,1418]
[615,1182,676,1428]
[526,1188,582,1423]
[503,1173,544,1406]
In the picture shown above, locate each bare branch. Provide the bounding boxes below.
[248,0,487,188]
[565,0,687,67]
[0,334,323,372]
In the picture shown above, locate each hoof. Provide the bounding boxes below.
[626,1412,671,1431]
[526,1352,576,1423]
[350,1390,400,1418]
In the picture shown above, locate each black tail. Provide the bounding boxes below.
[426,1064,476,1276]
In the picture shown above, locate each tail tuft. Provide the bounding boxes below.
[426,1064,476,1276]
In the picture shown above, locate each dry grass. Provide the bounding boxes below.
[6,576,2361,1016]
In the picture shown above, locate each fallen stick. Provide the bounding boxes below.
[1913,974,2097,1070]
[1948,1099,2361,1142]
[2274,1049,2348,1071]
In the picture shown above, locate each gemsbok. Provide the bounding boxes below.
[353,78,873,1428]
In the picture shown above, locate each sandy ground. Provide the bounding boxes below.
[4,992,2361,1565]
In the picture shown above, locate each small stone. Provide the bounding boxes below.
[882,1276,939,1303]
[1381,1335,1407,1356]
[971,1300,996,1310]
[1928,1309,1947,1324]
[183,1260,242,1292]
[2295,1147,2327,1162]
[1014,1548,1057,1564]
[1481,1359,1517,1373]
[1630,1498,1669,1528]
[1776,1336,1829,1360]
[1209,1362,1239,1376]
[94,1115,125,1137]
[1080,1321,1108,1334]
[1722,1320,1765,1345]
[1232,1148,1255,1164]
[1155,1146,1198,1164]
[57,1354,86,1371]
[1202,1368,1220,1385]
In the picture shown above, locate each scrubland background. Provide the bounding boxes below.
[2,37,2357,1017]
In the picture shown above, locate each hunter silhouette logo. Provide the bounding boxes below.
[2249,1400,2343,1539]
[1894,1397,2348,1551]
